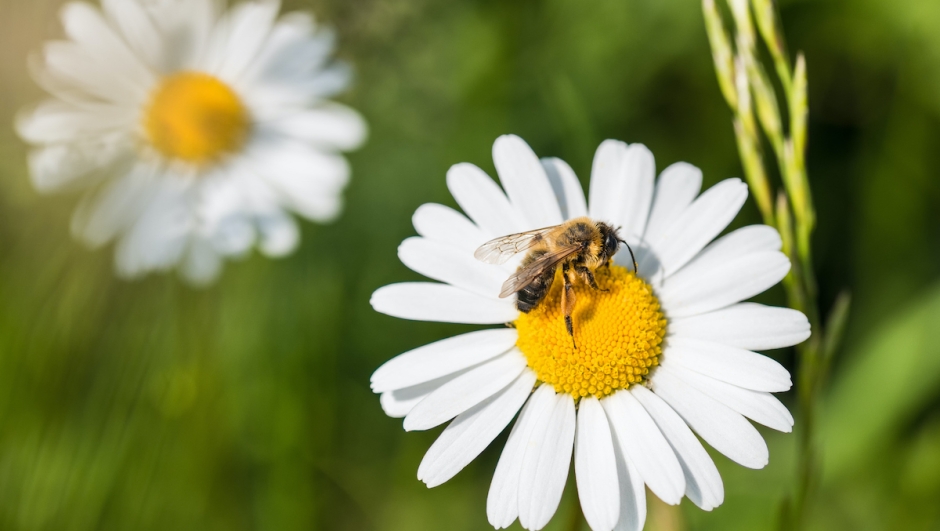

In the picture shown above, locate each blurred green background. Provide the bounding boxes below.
[1,0,940,529]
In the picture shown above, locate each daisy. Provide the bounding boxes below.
[16,0,366,284]
[371,135,810,530]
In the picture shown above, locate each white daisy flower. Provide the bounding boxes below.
[370,135,810,531]
[16,0,366,284]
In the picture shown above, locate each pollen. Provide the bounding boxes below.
[515,264,666,399]
[143,71,250,164]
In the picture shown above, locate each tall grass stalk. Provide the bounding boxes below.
[702,0,851,527]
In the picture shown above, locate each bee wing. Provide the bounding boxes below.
[473,226,558,265]
[499,244,582,298]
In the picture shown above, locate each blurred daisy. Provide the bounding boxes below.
[17,0,366,284]
[371,135,810,531]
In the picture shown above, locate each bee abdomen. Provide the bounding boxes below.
[516,268,555,313]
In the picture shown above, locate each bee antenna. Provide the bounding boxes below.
[624,241,638,273]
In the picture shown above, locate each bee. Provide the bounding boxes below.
[474,217,637,347]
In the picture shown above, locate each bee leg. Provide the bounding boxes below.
[562,263,577,349]
[577,266,607,292]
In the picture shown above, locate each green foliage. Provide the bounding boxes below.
[0,0,939,529]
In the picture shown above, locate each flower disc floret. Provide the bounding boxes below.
[144,72,249,164]
[515,264,666,399]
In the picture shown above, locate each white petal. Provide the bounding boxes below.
[669,225,781,282]
[614,144,655,245]
[664,364,793,432]
[418,369,536,487]
[668,302,811,351]
[662,336,791,392]
[59,2,154,96]
[250,142,349,222]
[588,140,628,223]
[630,385,723,511]
[256,211,299,257]
[575,397,620,531]
[101,0,162,70]
[412,203,487,254]
[612,434,647,531]
[114,183,191,279]
[17,100,134,144]
[370,282,518,324]
[602,391,685,504]
[380,374,457,418]
[404,350,527,431]
[70,164,156,247]
[657,251,791,318]
[180,237,223,286]
[371,328,518,393]
[488,384,556,529]
[398,237,507,298]
[25,134,132,193]
[541,157,587,220]
[40,41,139,106]
[641,178,748,277]
[263,103,367,151]
[447,163,525,238]
[643,162,702,244]
[206,0,280,81]
[651,366,769,469]
[518,390,575,530]
[493,135,563,229]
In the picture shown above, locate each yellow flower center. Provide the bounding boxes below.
[515,264,666,399]
[143,72,250,164]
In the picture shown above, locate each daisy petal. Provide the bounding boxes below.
[616,144,655,245]
[668,302,811,351]
[575,397,620,531]
[657,251,791,318]
[541,157,588,220]
[59,2,154,95]
[398,237,507,298]
[643,178,748,277]
[70,164,156,247]
[447,163,525,238]
[208,0,280,81]
[101,0,162,70]
[488,384,555,529]
[663,337,791,392]
[588,140,628,223]
[256,210,299,257]
[412,203,487,253]
[16,100,133,144]
[418,369,536,487]
[493,135,563,229]
[25,135,132,193]
[670,225,781,281]
[602,391,685,504]
[264,103,367,151]
[370,328,518,393]
[380,374,458,418]
[652,365,769,469]
[642,162,703,244]
[180,237,223,286]
[518,389,576,531]
[612,433,647,531]
[370,283,518,324]
[664,364,794,432]
[403,350,527,431]
[630,385,723,511]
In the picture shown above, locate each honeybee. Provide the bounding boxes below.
[474,217,637,347]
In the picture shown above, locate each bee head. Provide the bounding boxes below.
[598,222,622,262]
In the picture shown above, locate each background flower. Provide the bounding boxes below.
[16,0,366,284]
[0,0,938,530]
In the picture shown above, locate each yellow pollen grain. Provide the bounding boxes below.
[143,71,249,164]
[515,264,667,399]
